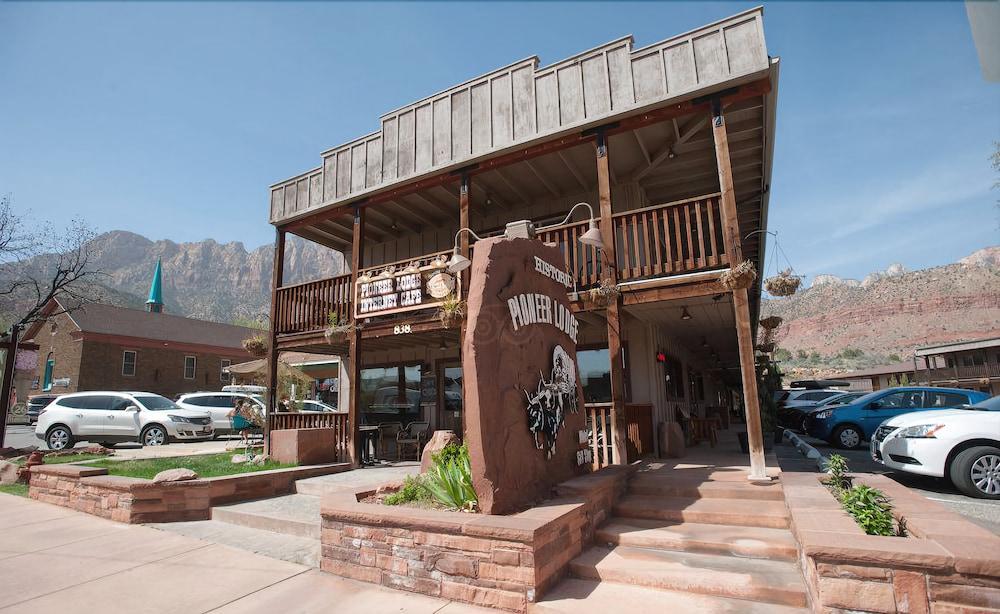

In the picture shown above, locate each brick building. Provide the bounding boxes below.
[21,260,257,398]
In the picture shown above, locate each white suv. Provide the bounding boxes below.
[176,392,266,436]
[35,391,213,450]
[872,395,1000,499]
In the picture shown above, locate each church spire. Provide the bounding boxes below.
[146,258,164,313]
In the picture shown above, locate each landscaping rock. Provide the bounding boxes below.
[420,430,459,473]
[231,454,248,464]
[376,481,404,495]
[152,468,199,483]
[658,421,685,458]
[0,460,19,485]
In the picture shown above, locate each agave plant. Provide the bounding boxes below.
[424,445,478,511]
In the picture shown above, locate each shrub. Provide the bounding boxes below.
[839,484,896,536]
[424,443,478,511]
[383,475,431,506]
[826,454,850,492]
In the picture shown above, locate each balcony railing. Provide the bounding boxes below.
[273,194,728,336]
[925,363,1000,382]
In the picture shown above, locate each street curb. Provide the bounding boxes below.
[783,429,829,472]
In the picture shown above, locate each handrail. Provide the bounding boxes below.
[277,272,352,292]
[612,193,723,218]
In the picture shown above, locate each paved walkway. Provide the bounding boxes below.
[0,493,489,613]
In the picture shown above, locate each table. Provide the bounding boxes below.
[358,425,379,465]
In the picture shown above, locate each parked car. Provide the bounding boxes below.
[35,391,213,450]
[26,394,59,424]
[176,392,266,436]
[805,387,989,450]
[872,395,1000,499]
[294,399,340,413]
[776,388,847,430]
[796,391,868,433]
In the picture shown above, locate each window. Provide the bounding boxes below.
[925,391,969,408]
[874,390,923,409]
[578,349,612,403]
[184,356,197,380]
[359,364,427,426]
[122,351,136,376]
[42,353,54,391]
[799,391,840,402]
[221,359,231,382]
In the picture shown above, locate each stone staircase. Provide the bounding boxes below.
[532,470,810,613]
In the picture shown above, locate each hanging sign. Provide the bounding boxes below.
[354,263,459,318]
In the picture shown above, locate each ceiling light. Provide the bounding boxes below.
[701,337,709,348]
[680,306,692,321]
[667,148,676,159]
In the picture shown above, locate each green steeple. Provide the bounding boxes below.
[146,258,164,313]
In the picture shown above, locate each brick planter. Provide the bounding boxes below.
[783,471,1000,613]
[320,464,636,612]
[29,461,350,523]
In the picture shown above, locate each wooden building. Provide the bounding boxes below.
[264,8,779,477]
[916,337,1000,396]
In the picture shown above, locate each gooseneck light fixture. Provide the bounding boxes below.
[537,202,603,248]
[446,227,485,273]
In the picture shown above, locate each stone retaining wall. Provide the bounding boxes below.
[320,464,635,612]
[29,461,350,523]
[783,471,1000,613]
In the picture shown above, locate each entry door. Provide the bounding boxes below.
[438,363,463,434]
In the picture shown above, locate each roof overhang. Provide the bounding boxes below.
[915,337,1000,357]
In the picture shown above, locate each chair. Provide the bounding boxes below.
[397,421,430,461]
[377,422,403,460]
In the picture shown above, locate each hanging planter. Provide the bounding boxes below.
[764,269,802,297]
[323,311,356,343]
[438,295,466,329]
[756,342,775,353]
[759,316,783,330]
[719,259,757,291]
[588,278,620,307]
[242,336,268,357]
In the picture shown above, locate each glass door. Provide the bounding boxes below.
[438,363,463,434]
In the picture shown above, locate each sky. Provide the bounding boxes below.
[1,1,997,282]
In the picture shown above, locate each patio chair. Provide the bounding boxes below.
[396,421,430,461]
[377,422,403,460]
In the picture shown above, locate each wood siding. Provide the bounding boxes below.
[269,9,768,225]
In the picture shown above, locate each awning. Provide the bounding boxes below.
[226,358,313,383]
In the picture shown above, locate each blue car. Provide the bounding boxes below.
[804,386,989,449]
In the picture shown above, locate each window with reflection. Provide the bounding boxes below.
[359,364,427,426]
[578,348,611,403]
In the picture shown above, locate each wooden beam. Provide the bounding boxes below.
[712,100,766,481]
[622,279,727,305]
[494,167,531,203]
[347,206,365,467]
[557,150,589,192]
[408,192,455,218]
[632,117,708,182]
[633,130,652,166]
[524,159,561,198]
[595,131,628,466]
[459,171,471,437]
[265,228,285,455]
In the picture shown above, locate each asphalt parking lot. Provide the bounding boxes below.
[786,435,1000,535]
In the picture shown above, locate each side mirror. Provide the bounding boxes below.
[126,405,140,412]
[867,402,882,410]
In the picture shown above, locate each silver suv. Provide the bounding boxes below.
[176,392,265,436]
[34,391,213,450]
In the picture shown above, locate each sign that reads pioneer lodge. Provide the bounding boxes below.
[462,236,587,515]
[354,267,455,318]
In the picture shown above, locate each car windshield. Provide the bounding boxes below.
[135,395,181,410]
[964,395,1000,411]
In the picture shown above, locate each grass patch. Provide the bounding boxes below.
[85,453,295,480]
[0,483,29,497]
[42,453,113,465]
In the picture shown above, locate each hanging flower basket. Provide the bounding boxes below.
[242,336,268,357]
[764,269,802,297]
[588,278,620,307]
[759,316,783,330]
[438,295,466,329]
[756,342,775,353]
[324,322,357,343]
[719,260,757,291]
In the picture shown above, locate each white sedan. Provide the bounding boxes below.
[872,395,1000,499]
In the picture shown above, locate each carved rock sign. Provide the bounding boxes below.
[462,236,587,515]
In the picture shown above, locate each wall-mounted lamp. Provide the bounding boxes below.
[680,306,692,321]
[536,202,603,248]
[446,227,485,273]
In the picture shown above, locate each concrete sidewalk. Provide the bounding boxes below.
[0,493,489,613]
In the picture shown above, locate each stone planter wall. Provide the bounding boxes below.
[783,472,1000,613]
[29,461,350,523]
[320,464,635,612]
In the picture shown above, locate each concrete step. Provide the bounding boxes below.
[293,464,420,496]
[211,493,320,539]
[614,495,789,529]
[569,545,808,607]
[628,475,784,500]
[531,578,809,614]
[595,518,798,561]
[147,519,320,567]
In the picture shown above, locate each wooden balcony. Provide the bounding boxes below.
[925,363,1000,382]
[274,194,728,337]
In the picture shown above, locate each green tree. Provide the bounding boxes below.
[888,353,901,363]
[774,347,792,362]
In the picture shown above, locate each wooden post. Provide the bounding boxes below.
[0,324,21,448]
[348,205,365,467]
[458,173,470,437]
[595,130,628,465]
[711,100,767,481]
[265,229,285,456]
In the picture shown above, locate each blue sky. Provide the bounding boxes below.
[1,2,997,282]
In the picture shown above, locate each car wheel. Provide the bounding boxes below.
[950,446,1000,500]
[46,426,74,450]
[833,425,862,450]
[141,424,168,446]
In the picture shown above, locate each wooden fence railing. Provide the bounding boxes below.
[274,273,352,335]
[925,363,1000,382]
[537,220,602,290]
[624,404,655,460]
[269,412,350,462]
[587,403,615,469]
[613,194,727,281]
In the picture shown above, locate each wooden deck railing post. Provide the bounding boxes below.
[347,205,365,467]
[595,129,628,466]
[265,228,286,456]
[459,173,470,437]
[711,100,768,481]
